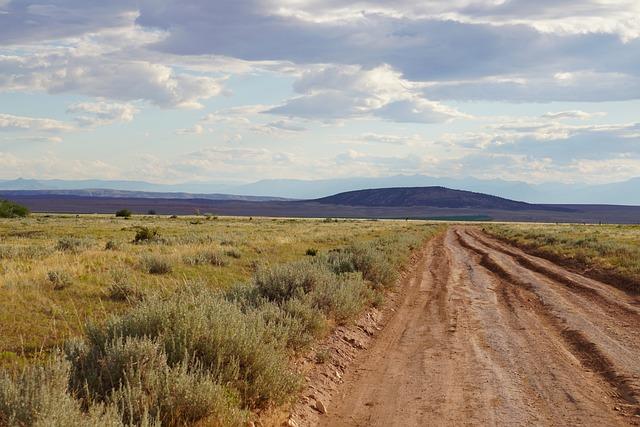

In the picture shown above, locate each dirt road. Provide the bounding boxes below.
[318,227,640,426]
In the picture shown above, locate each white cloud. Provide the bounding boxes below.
[67,101,138,126]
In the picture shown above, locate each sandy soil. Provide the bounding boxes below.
[307,227,640,426]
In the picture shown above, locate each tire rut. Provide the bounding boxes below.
[456,229,640,414]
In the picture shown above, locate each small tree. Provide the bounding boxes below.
[115,209,132,218]
[0,199,30,218]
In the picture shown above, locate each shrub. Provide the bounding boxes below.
[140,255,172,275]
[105,240,121,251]
[253,260,335,303]
[0,200,29,218]
[224,249,242,259]
[0,357,123,426]
[183,250,227,267]
[147,209,157,215]
[305,248,318,256]
[115,209,132,218]
[55,237,92,252]
[133,227,159,243]
[347,242,397,287]
[107,270,144,302]
[68,287,300,410]
[47,270,73,290]
[66,336,246,426]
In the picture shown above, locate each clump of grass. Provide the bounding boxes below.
[47,270,73,290]
[224,249,242,259]
[183,250,228,267]
[305,248,318,256]
[140,254,172,275]
[55,237,92,252]
[107,270,144,302]
[104,240,121,251]
[0,357,123,426]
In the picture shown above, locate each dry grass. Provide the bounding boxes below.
[483,223,640,293]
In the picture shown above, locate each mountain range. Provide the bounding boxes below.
[1,175,639,205]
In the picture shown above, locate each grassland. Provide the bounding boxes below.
[0,213,439,426]
[483,223,640,293]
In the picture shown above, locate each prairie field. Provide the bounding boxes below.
[483,223,640,293]
[0,213,439,426]
[0,214,437,365]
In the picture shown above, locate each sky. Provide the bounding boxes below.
[0,0,639,185]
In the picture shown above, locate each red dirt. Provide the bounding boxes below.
[292,227,640,426]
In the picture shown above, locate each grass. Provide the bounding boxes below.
[0,214,441,425]
[483,223,640,293]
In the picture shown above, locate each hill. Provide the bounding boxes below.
[313,186,573,211]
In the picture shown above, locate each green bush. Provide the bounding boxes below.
[69,287,300,410]
[0,357,123,427]
[115,209,132,218]
[0,200,29,218]
[253,260,335,303]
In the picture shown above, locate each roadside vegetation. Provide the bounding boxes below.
[0,214,440,425]
[484,223,640,293]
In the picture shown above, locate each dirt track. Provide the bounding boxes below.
[318,227,640,426]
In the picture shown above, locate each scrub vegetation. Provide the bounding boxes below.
[0,214,440,425]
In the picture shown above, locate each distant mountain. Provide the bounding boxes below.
[313,187,573,211]
[1,175,639,205]
[0,189,288,202]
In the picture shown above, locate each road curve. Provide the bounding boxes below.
[318,227,640,426]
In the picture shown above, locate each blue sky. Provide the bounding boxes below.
[1,0,639,185]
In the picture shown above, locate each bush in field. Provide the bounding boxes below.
[305,248,318,256]
[67,287,300,412]
[253,260,335,303]
[140,254,172,275]
[183,250,228,267]
[55,237,92,252]
[107,270,144,302]
[0,357,123,427]
[47,270,73,290]
[65,337,246,426]
[115,209,132,218]
[133,227,159,243]
[104,240,121,251]
[347,242,397,287]
[0,200,29,218]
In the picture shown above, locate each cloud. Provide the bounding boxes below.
[0,113,73,133]
[268,64,464,123]
[175,124,204,135]
[541,110,606,121]
[67,101,138,126]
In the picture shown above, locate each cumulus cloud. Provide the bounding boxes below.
[67,101,138,126]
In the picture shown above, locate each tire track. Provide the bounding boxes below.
[315,227,640,426]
